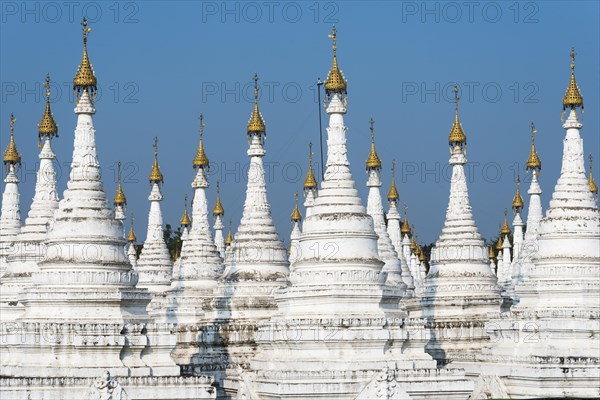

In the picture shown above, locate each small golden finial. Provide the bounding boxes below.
[448,84,467,149]
[512,175,524,213]
[304,142,318,192]
[148,136,164,185]
[562,47,584,121]
[324,25,347,99]
[500,208,511,235]
[409,225,417,250]
[401,204,411,236]
[526,121,542,172]
[4,113,21,169]
[225,219,234,246]
[127,213,137,243]
[114,160,127,206]
[38,73,58,147]
[387,160,399,202]
[180,194,191,227]
[247,73,266,136]
[365,117,382,171]
[73,17,97,100]
[291,191,302,222]
[193,113,210,169]
[213,180,225,217]
[589,154,598,195]
[488,244,496,260]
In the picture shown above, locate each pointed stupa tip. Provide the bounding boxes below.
[589,154,598,194]
[213,181,225,217]
[500,209,511,235]
[401,205,411,235]
[148,136,164,185]
[448,85,467,148]
[303,142,318,192]
[128,214,137,242]
[225,220,233,246]
[3,113,21,168]
[73,17,97,99]
[365,117,382,171]
[113,160,127,206]
[38,74,58,144]
[409,226,418,250]
[562,47,584,116]
[291,192,302,222]
[526,121,542,172]
[488,244,496,260]
[180,194,191,227]
[324,25,347,98]
[512,175,524,212]
[387,160,399,202]
[247,74,266,136]
[193,114,210,169]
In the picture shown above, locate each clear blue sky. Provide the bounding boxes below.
[1,1,599,245]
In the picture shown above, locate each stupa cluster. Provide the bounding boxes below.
[0,21,598,400]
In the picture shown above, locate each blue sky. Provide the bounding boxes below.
[1,1,599,245]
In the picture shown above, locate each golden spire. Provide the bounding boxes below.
[500,209,511,235]
[127,213,137,242]
[113,160,127,206]
[589,154,598,194]
[225,219,233,246]
[247,74,266,136]
[562,47,584,119]
[418,246,425,262]
[73,18,97,100]
[180,194,191,227]
[303,142,318,192]
[409,226,417,250]
[213,180,225,217]
[488,244,496,260]
[387,160,399,202]
[401,204,411,236]
[38,74,58,147]
[291,192,302,222]
[3,113,21,168]
[526,122,542,172]
[324,26,347,99]
[148,136,164,185]
[193,114,210,169]
[495,236,503,251]
[365,117,382,171]
[448,85,467,148]
[512,175,524,212]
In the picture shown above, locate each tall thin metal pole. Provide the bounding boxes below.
[317,78,325,182]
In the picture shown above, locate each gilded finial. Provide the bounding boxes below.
[589,154,598,194]
[127,213,137,243]
[225,219,233,246]
[180,194,191,227]
[324,25,347,99]
[3,113,21,168]
[401,205,411,236]
[38,74,58,146]
[409,225,417,250]
[512,175,524,212]
[418,246,425,263]
[366,117,382,171]
[562,47,584,120]
[213,181,225,217]
[387,160,399,202]
[495,235,503,251]
[448,85,467,149]
[114,160,127,206]
[73,18,97,100]
[500,208,511,235]
[193,113,210,169]
[303,142,318,192]
[526,121,542,172]
[291,192,302,222]
[488,245,496,260]
[148,136,164,185]
[247,73,266,136]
